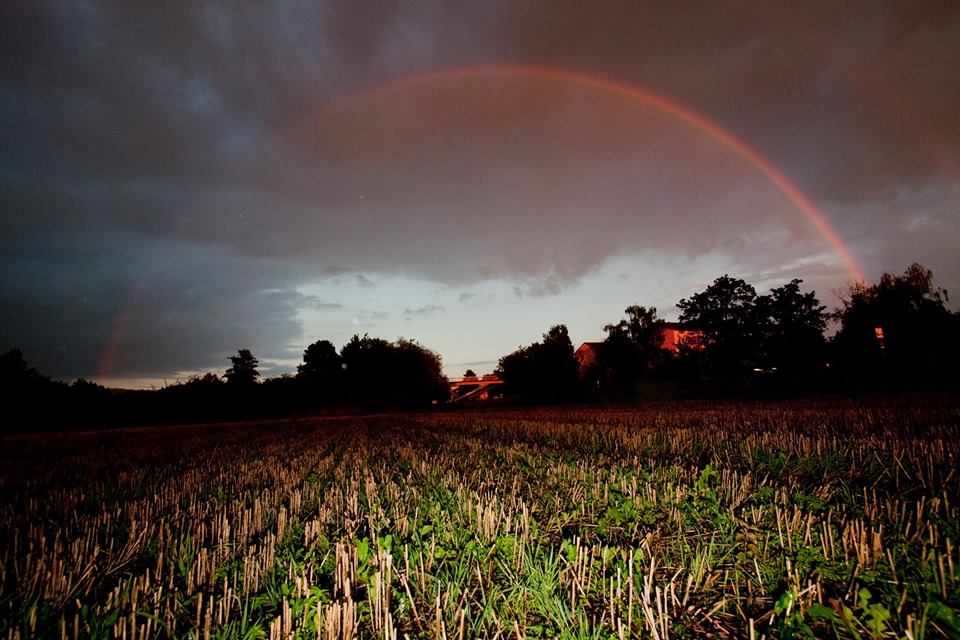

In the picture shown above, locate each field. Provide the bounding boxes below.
[1,399,958,639]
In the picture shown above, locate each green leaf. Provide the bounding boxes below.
[808,602,840,624]
[561,539,577,564]
[775,590,796,615]
[380,533,393,550]
[927,599,960,640]
[602,546,616,565]
[355,537,370,563]
[866,603,891,635]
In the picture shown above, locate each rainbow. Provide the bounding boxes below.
[99,65,869,380]
[326,64,867,284]
[97,280,145,381]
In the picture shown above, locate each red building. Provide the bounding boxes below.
[574,342,602,375]
[659,322,702,354]
[575,323,701,376]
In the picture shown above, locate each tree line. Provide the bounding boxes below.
[0,335,448,431]
[2,263,957,430]
[495,263,960,400]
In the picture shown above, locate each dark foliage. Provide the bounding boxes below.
[593,306,666,395]
[298,340,342,382]
[297,340,344,403]
[496,325,580,401]
[764,279,827,378]
[340,335,449,408]
[2,263,955,431]
[831,263,960,385]
[678,276,763,375]
[1,348,51,391]
[677,276,827,380]
[0,333,448,432]
[225,349,259,385]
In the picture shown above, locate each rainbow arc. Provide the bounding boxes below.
[326,64,866,285]
[99,64,867,379]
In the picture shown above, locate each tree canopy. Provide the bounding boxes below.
[225,349,259,385]
[764,279,827,376]
[0,348,50,390]
[678,276,763,375]
[297,340,342,382]
[832,263,959,382]
[678,276,827,377]
[496,325,579,400]
[594,305,666,394]
[339,335,448,407]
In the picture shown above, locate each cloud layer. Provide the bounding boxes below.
[2,1,958,380]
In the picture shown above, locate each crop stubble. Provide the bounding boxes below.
[1,400,958,638]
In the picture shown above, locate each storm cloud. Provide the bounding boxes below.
[2,1,958,381]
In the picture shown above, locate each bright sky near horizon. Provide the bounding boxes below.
[2,1,958,387]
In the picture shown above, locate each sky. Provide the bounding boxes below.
[2,1,959,387]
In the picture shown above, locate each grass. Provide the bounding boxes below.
[0,399,958,638]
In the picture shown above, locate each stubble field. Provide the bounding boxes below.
[1,399,958,639]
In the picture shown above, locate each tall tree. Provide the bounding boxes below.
[597,305,666,393]
[392,338,450,405]
[340,335,392,404]
[225,349,259,385]
[0,349,70,431]
[764,279,827,376]
[606,306,665,357]
[677,276,762,375]
[0,349,48,389]
[832,263,959,381]
[297,340,342,383]
[497,324,579,400]
[339,335,448,406]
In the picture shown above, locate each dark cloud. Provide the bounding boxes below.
[512,280,564,300]
[355,275,376,289]
[302,297,343,311]
[1,0,957,379]
[404,305,444,318]
[0,229,314,378]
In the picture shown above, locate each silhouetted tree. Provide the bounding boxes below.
[339,334,447,406]
[832,263,959,383]
[340,335,392,404]
[163,372,227,418]
[71,377,109,395]
[183,372,224,387]
[464,369,476,378]
[392,338,449,405]
[764,279,827,376]
[296,339,343,405]
[608,306,666,355]
[69,378,112,423]
[298,340,342,385]
[0,349,70,431]
[678,276,763,375]
[225,349,259,385]
[0,348,49,389]
[677,277,831,381]
[596,306,666,394]
[496,325,579,400]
